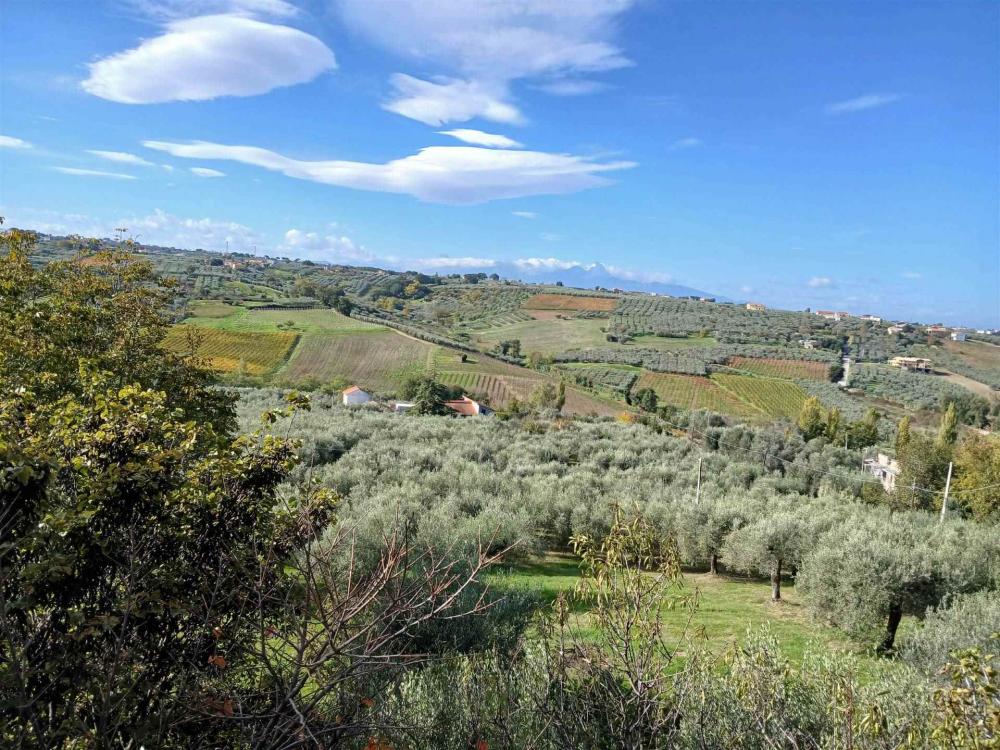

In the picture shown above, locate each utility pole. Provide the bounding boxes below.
[695,456,703,504]
[940,461,953,522]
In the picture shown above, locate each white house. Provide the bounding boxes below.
[863,452,900,492]
[745,302,766,312]
[887,325,905,335]
[342,385,371,405]
[859,314,882,323]
[951,331,967,342]
[393,401,414,413]
[800,339,819,349]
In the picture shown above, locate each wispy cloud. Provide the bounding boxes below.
[438,129,523,149]
[901,271,922,280]
[0,135,33,149]
[807,276,833,288]
[280,228,372,262]
[82,14,335,104]
[512,211,537,219]
[87,149,154,166]
[668,137,702,151]
[190,166,225,177]
[826,93,901,115]
[53,167,137,180]
[336,0,635,125]
[143,139,635,204]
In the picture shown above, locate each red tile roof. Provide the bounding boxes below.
[445,396,480,416]
[343,385,364,394]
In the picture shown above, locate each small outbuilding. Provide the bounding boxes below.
[444,396,492,417]
[342,385,372,405]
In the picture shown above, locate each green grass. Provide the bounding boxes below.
[495,553,865,665]
[183,303,384,334]
[636,372,759,417]
[711,373,809,420]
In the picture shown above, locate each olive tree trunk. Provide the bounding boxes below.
[709,553,719,575]
[770,559,782,601]
[877,603,903,655]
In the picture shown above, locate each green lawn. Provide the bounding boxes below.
[184,303,384,334]
[494,553,866,665]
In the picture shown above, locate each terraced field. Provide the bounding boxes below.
[725,356,828,381]
[163,326,297,376]
[280,330,433,391]
[635,372,758,416]
[710,373,809,420]
[523,293,618,312]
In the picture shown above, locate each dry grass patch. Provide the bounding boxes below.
[523,293,618,312]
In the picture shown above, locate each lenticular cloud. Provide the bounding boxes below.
[82,14,335,104]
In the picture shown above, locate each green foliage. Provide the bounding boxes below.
[899,592,1000,676]
[632,386,659,413]
[401,374,456,415]
[952,433,1000,522]
[797,396,825,440]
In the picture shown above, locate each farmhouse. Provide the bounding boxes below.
[445,396,492,417]
[859,314,882,323]
[816,310,850,321]
[863,452,900,492]
[800,339,819,349]
[951,331,967,342]
[926,325,949,334]
[887,325,906,335]
[745,302,766,312]
[889,356,932,373]
[342,385,372,405]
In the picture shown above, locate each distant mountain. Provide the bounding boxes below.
[401,259,725,300]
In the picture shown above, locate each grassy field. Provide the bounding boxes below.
[184,302,383,334]
[279,330,432,391]
[473,317,609,354]
[711,373,809,419]
[636,372,759,416]
[163,326,297,376]
[496,554,862,665]
[944,339,1000,370]
[523,293,618,312]
[725,356,829,381]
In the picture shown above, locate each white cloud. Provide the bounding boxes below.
[123,208,261,249]
[279,228,373,263]
[412,256,498,270]
[384,75,523,126]
[142,139,635,204]
[190,166,225,177]
[901,271,922,280]
[512,211,536,219]
[740,285,754,294]
[668,137,702,150]
[0,135,32,149]
[126,0,300,20]
[81,14,335,104]
[438,129,522,149]
[826,93,901,115]
[514,257,591,271]
[807,276,833,288]
[2,206,260,251]
[335,0,635,124]
[86,149,154,166]
[53,167,138,180]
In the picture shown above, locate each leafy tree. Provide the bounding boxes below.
[798,512,996,654]
[952,433,1000,522]
[936,402,959,450]
[633,386,659,413]
[0,233,331,746]
[555,379,566,412]
[403,375,454,415]
[722,511,807,601]
[895,434,952,510]
[828,363,845,383]
[824,407,842,442]
[846,408,880,449]
[896,415,912,456]
[797,396,825,441]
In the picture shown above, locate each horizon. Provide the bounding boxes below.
[2,0,998,327]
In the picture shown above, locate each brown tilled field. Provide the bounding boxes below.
[523,293,618,312]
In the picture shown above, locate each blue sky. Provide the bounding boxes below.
[1,0,997,327]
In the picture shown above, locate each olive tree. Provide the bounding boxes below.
[797,512,998,654]
[721,511,808,601]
